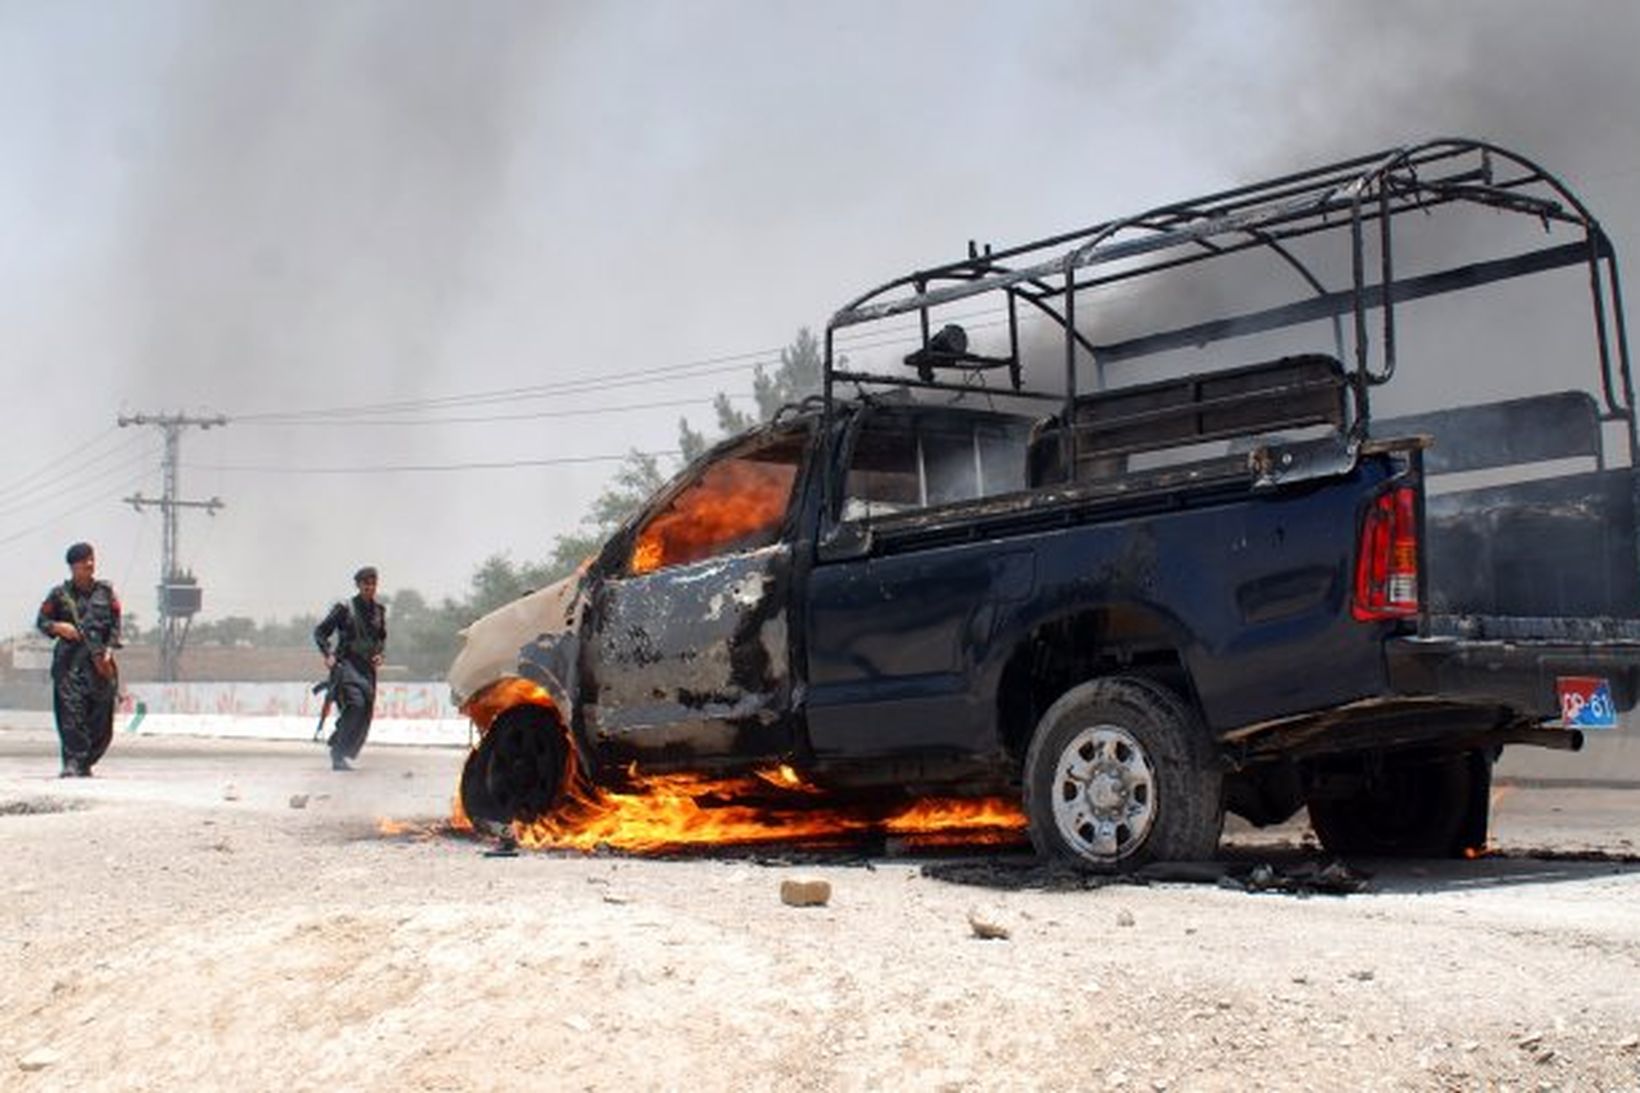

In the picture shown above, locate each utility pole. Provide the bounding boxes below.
[119,412,227,682]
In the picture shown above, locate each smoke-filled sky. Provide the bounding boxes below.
[3,0,1638,631]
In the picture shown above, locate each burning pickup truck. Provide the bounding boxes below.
[450,138,1640,869]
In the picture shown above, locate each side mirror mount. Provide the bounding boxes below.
[817,519,872,562]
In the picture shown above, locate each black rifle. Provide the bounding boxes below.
[311,665,340,742]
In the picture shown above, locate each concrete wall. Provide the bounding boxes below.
[116,681,469,748]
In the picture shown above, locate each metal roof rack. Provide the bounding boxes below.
[821,138,1634,470]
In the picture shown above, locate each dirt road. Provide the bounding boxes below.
[3,729,1638,1091]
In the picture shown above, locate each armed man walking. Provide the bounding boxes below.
[313,566,387,771]
[36,542,122,777]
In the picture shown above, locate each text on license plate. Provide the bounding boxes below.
[1557,676,1618,728]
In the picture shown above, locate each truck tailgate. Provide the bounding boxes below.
[1387,622,1640,723]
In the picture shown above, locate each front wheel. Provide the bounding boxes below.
[1023,676,1224,870]
[460,705,570,827]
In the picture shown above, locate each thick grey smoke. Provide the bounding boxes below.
[7,1,1639,629]
[919,1,1640,423]
[99,3,584,619]
[120,4,573,408]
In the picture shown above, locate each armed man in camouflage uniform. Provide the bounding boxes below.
[313,566,387,771]
[36,542,122,777]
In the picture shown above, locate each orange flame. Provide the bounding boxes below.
[463,677,556,732]
[884,797,1031,847]
[503,764,1026,854]
[376,816,452,839]
[631,458,796,575]
[450,790,473,833]
[455,684,1026,854]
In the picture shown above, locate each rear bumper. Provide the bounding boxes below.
[1386,634,1640,718]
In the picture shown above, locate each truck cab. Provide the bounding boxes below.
[450,138,1640,869]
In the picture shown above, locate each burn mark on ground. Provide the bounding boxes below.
[0,797,89,817]
[918,856,1370,894]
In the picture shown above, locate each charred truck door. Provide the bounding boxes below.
[805,406,1036,761]
[580,426,812,769]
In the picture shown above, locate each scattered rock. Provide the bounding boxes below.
[1221,860,1369,895]
[1617,1034,1639,1051]
[288,794,309,810]
[563,1015,592,1033]
[967,910,1011,940]
[1349,969,1375,982]
[1116,907,1136,927]
[222,783,239,802]
[1517,1032,1544,1050]
[401,770,414,779]
[18,1048,59,1072]
[780,877,831,908]
[601,893,630,906]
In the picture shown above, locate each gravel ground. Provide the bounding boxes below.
[2,729,1639,1091]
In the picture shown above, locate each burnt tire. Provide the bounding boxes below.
[1305,749,1491,859]
[1023,676,1224,871]
[459,705,568,827]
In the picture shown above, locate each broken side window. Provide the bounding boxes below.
[629,430,807,575]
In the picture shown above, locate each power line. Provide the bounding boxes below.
[0,424,120,498]
[0,430,151,508]
[231,347,789,423]
[232,394,754,429]
[186,451,677,475]
[0,465,154,550]
[222,314,1025,431]
[0,444,160,519]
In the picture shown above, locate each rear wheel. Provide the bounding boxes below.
[1023,676,1223,870]
[460,705,569,827]
[1306,749,1492,858]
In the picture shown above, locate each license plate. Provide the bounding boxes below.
[1557,676,1619,728]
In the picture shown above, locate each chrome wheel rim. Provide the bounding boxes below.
[1050,723,1157,862]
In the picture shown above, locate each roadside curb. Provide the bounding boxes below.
[0,690,472,750]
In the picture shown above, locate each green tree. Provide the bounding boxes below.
[193,615,258,646]
[466,553,561,617]
[384,586,472,680]
[535,447,670,584]
[751,326,824,420]
[677,326,826,458]
[258,612,320,648]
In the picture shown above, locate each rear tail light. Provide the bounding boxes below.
[1352,484,1420,621]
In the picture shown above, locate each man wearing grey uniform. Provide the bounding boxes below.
[313,566,386,771]
[37,541,122,777]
